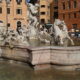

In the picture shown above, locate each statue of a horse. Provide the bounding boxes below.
[39,28,51,43]
[53,19,74,45]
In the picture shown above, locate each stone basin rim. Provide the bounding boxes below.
[28,46,80,51]
[1,45,80,50]
[0,45,80,70]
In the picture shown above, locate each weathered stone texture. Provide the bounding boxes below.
[1,46,80,70]
[29,46,80,69]
[31,50,51,65]
[1,46,29,62]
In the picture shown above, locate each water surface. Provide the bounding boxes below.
[29,38,80,47]
[0,61,80,80]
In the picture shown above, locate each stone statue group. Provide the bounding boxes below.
[0,3,74,47]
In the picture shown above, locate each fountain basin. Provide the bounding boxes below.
[0,46,29,62]
[0,45,80,71]
[28,46,80,70]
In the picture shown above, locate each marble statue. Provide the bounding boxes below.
[0,22,6,45]
[27,3,39,27]
[4,27,30,47]
[27,3,39,39]
[4,30,18,47]
[16,26,30,46]
[39,27,52,43]
[27,3,52,44]
[53,19,74,45]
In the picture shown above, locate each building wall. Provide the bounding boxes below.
[50,0,54,24]
[58,0,80,30]
[50,0,58,24]
[39,0,51,24]
[0,1,7,28]
[0,0,27,30]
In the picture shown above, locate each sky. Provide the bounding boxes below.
[26,0,38,4]
[26,0,30,3]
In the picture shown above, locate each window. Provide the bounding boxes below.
[17,21,21,27]
[74,13,76,18]
[68,1,71,9]
[7,23,10,27]
[62,2,65,10]
[0,7,2,14]
[41,19,45,24]
[17,21,22,34]
[54,0,58,2]
[0,20,3,23]
[41,12,45,15]
[74,0,77,8]
[16,9,22,14]
[7,8,10,14]
[54,6,58,9]
[63,14,65,19]
[79,11,80,18]
[54,12,58,19]
[16,0,22,5]
[41,5,45,8]
[73,24,77,29]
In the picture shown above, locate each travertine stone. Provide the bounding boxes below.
[29,46,80,70]
[1,46,80,70]
[1,46,29,62]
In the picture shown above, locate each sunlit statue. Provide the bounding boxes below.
[27,3,39,27]
[4,27,30,47]
[27,3,52,43]
[0,21,6,45]
[27,3,39,39]
[53,19,74,45]
[39,26,52,43]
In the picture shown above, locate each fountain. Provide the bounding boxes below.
[0,1,80,71]
[27,3,39,40]
[0,21,6,45]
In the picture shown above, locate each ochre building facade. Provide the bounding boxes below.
[0,0,27,30]
[39,0,52,24]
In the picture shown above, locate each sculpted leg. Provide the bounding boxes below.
[67,36,74,45]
